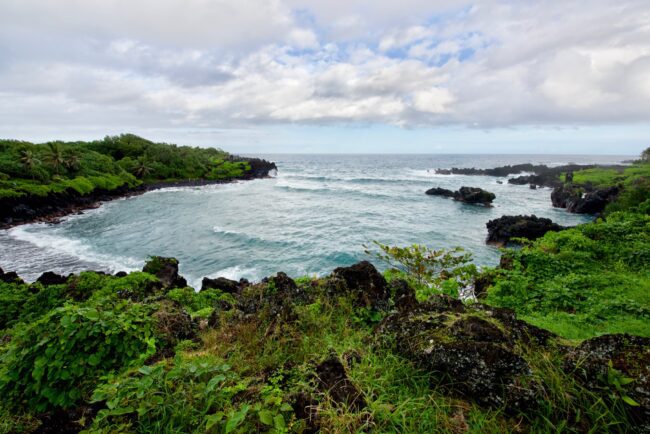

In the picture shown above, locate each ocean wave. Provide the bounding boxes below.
[8,225,141,274]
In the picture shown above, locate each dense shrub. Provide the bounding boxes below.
[0,301,156,410]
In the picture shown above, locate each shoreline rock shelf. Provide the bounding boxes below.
[426,186,496,206]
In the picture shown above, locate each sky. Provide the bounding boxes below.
[0,0,649,154]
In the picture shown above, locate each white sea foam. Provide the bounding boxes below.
[8,225,141,274]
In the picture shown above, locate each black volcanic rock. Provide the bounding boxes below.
[376,295,555,412]
[454,187,495,205]
[569,186,620,214]
[425,187,455,197]
[426,186,495,206]
[201,276,240,293]
[0,268,23,284]
[486,215,564,245]
[143,256,187,289]
[36,271,69,286]
[564,334,650,431]
[330,261,390,310]
[316,352,366,410]
[551,185,620,214]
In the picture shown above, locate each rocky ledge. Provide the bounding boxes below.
[426,186,496,206]
[486,215,565,245]
[551,184,620,214]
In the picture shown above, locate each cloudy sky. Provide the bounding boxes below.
[1,0,649,154]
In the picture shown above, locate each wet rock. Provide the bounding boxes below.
[114,271,128,278]
[454,187,495,205]
[564,334,650,431]
[377,295,555,411]
[425,186,496,206]
[142,256,187,289]
[36,271,69,286]
[569,186,620,214]
[331,261,390,310]
[425,187,455,197]
[529,184,537,189]
[201,276,240,293]
[552,184,620,214]
[551,184,582,209]
[316,352,366,410]
[486,215,565,245]
[0,267,23,284]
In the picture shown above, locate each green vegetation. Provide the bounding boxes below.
[0,261,638,433]
[0,134,254,200]
[0,147,647,432]
[486,211,650,339]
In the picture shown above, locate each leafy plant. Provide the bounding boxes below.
[365,241,477,299]
[0,300,156,410]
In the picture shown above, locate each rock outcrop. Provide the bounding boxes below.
[329,261,390,310]
[564,334,650,431]
[486,215,565,245]
[426,186,495,206]
[36,271,69,286]
[425,187,455,197]
[377,292,555,412]
[0,268,23,284]
[142,256,187,289]
[316,352,366,410]
[201,276,242,293]
[551,185,620,214]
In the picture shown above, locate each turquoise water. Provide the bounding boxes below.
[0,154,624,287]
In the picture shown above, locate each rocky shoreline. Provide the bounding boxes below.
[0,157,277,230]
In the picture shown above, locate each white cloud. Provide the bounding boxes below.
[0,0,649,136]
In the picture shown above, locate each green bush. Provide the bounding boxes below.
[0,300,157,411]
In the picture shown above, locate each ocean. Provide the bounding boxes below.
[0,154,628,288]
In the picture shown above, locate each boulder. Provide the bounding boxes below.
[36,271,69,286]
[454,187,496,205]
[142,256,187,289]
[486,215,565,245]
[564,334,650,431]
[315,352,366,410]
[377,295,556,411]
[201,276,240,293]
[551,184,582,209]
[330,261,390,310]
[568,186,620,214]
[552,185,620,214]
[237,272,308,319]
[426,186,495,206]
[0,268,23,284]
[425,187,455,197]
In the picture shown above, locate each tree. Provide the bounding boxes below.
[19,149,40,179]
[641,147,650,162]
[132,156,153,179]
[365,241,477,299]
[46,143,65,174]
[64,152,81,172]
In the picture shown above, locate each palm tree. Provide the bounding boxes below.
[132,156,153,179]
[46,143,65,174]
[64,152,81,172]
[19,149,40,178]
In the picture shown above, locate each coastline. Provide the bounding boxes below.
[0,168,276,231]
